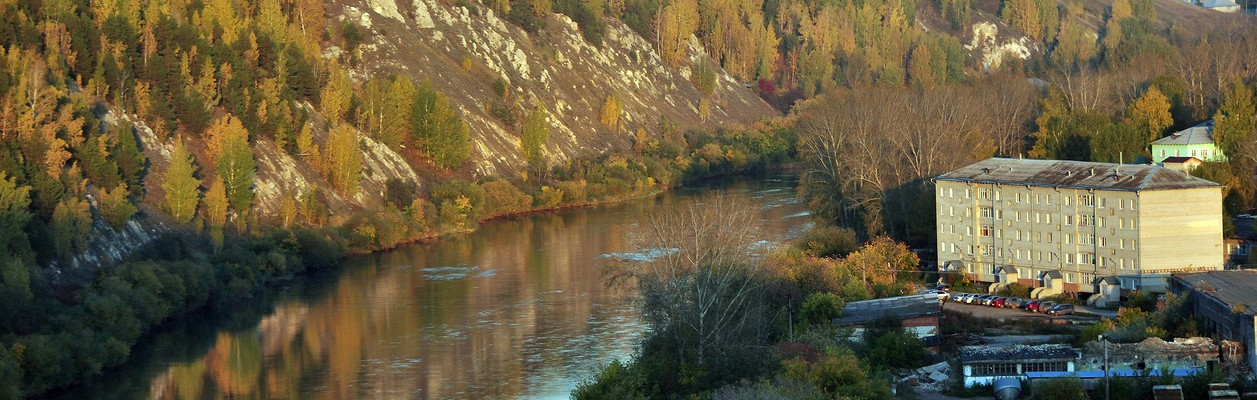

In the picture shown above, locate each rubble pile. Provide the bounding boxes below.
[900,361,952,391]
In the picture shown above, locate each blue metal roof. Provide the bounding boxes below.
[1025,368,1203,379]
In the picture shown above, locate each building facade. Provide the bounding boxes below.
[936,158,1223,299]
[1152,120,1225,165]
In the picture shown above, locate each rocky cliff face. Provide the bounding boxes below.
[339,0,777,177]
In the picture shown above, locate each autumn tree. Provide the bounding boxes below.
[320,62,353,124]
[1002,0,1041,41]
[412,80,471,169]
[204,176,228,247]
[325,123,363,195]
[521,105,550,173]
[50,197,92,257]
[98,183,137,230]
[599,95,623,131]
[206,115,256,215]
[657,0,698,67]
[162,141,201,224]
[1127,86,1173,145]
[358,76,415,150]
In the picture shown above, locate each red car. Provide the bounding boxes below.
[1025,300,1043,312]
[992,297,1006,308]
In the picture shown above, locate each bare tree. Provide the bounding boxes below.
[614,194,771,368]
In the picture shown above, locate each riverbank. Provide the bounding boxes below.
[8,125,795,398]
[49,174,810,399]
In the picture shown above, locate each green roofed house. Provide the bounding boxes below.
[1152,121,1225,165]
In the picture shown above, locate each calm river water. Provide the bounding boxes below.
[65,175,809,400]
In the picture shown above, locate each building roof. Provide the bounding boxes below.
[1162,156,1202,164]
[1153,121,1216,146]
[959,343,1077,362]
[996,265,1017,275]
[1041,270,1063,279]
[1173,271,1257,315]
[936,158,1221,192]
[1094,276,1119,285]
[1201,0,1240,8]
[832,294,941,326]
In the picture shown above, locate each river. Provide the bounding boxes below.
[63,175,810,400]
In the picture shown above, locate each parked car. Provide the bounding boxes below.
[1004,297,1025,308]
[972,295,991,305]
[1037,301,1058,313]
[959,293,976,304]
[984,296,1000,306]
[992,297,1006,308]
[1046,304,1075,316]
[917,289,950,302]
[1024,300,1042,312]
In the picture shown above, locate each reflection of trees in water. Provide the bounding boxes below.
[140,178,802,399]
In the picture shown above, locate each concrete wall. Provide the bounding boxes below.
[1139,188,1224,274]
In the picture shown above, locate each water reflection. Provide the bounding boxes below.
[67,176,806,400]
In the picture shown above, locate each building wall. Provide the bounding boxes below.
[1138,188,1224,276]
[937,180,1221,293]
[1152,143,1224,164]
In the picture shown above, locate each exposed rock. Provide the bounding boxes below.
[413,0,436,29]
[965,22,1034,71]
[369,0,406,22]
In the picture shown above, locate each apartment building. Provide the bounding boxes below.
[936,158,1223,299]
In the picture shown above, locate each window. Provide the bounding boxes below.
[1035,213,1041,223]
[1048,233,1053,242]
[948,188,954,197]
[1036,232,1042,242]
[1120,239,1125,249]
[1130,219,1136,229]
[965,208,972,217]
[1045,214,1052,224]
[950,225,956,234]
[1065,234,1071,244]
[966,189,971,198]
[1098,217,1106,228]
[1099,237,1106,247]
[1066,253,1073,263]
[1080,234,1095,245]
[971,363,1019,377]
[979,188,992,200]
[1067,273,1076,283]
[1035,194,1040,204]
[980,225,993,237]
[1160,150,1165,158]
[1119,258,1125,269]
[949,206,954,217]
[1065,196,1071,206]
[967,226,973,236]
[939,187,945,197]
[1100,198,1107,208]
[1017,193,1022,203]
[1079,215,1096,227]
[1015,230,1021,240]
[1046,196,1052,205]
[979,245,992,256]
[980,207,994,219]
[1119,219,1125,229]
[1016,249,1021,260]
[1132,240,1137,249]
[1078,194,1095,207]
[1023,361,1069,373]
[1079,252,1096,264]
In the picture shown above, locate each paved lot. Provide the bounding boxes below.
[943,301,1108,321]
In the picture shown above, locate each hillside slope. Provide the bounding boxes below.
[340,0,777,177]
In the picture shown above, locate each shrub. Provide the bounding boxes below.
[1032,376,1086,400]
[862,317,928,371]
[794,226,859,258]
[481,180,532,217]
[571,360,654,399]
[799,292,845,325]
[431,180,486,223]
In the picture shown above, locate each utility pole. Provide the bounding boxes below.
[1101,334,1111,400]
